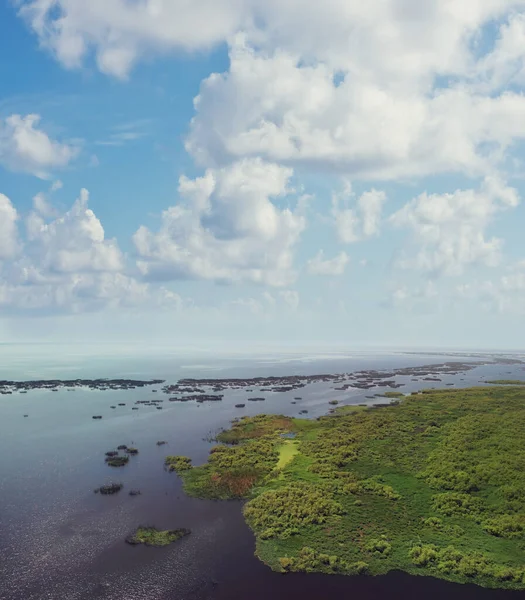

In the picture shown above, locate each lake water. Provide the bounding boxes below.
[1,345,524,600]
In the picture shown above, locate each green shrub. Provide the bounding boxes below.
[482,514,525,538]
[165,455,192,473]
[244,483,344,539]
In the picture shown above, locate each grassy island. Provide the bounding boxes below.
[126,527,191,546]
[168,387,525,589]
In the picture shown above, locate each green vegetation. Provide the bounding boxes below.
[168,387,525,589]
[126,527,190,546]
[105,455,129,467]
[276,441,299,470]
[333,404,368,415]
[383,391,405,398]
[94,482,122,494]
[165,455,192,473]
[487,380,525,385]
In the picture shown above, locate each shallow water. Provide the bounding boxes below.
[1,348,525,600]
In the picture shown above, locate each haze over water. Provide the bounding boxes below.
[1,345,525,600]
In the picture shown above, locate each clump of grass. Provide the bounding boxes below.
[126,447,139,455]
[126,526,191,546]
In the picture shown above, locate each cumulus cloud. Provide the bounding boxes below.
[0,194,19,259]
[331,180,387,243]
[0,187,180,314]
[16,0,251,78]
[307,250,349,276]
[187,35,525,179]
[0,114,79,178]
[133,158,306,286]
[476,13,525,90]
[390,176,520,276]
[25,188,123,274]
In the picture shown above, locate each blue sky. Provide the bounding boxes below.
[1,1,525,350]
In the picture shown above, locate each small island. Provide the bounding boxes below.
[166,386,525,590]
[126,527,191,547]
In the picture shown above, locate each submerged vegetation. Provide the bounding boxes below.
[126,527,191,546]
[168,387,525,589]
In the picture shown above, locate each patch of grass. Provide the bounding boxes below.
[276,441,300,470]
[383,391,405,398]
[333,404,369,415]
[126,527,190,546]
[216,414,296,444]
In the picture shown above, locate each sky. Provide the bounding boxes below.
[1,0,525,350]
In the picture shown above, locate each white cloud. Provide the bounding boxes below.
[331,180,387,243]
[475,13,525,90]
[17,0,252,78]
[18,1,525,79]
[25,188,124,274]
[307,250,349,276]
[390,176,520,275]
[0,188,182,314]
[0,194,19,260]
[0,114,79,178]
[16,2,525,183]
[186,29,525,179]
[133,158,306,286]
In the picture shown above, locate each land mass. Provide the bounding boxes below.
[167,386,525,590]
[0,378,164,394]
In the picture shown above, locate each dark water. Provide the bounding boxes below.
[1,348,525,600]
